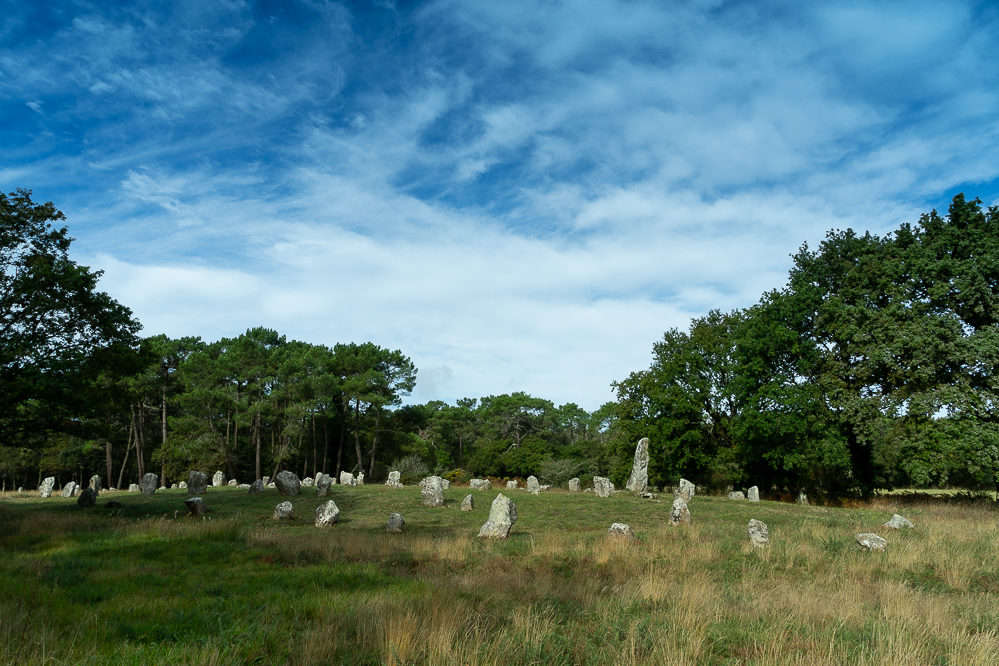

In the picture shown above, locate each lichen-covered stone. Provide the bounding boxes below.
[357,472,365,486]
[89,475,102,493]
[470,478,492,491]
[315,473,333,496]
[421,476,445,507]
[385,471,403,488]
[747,486,760,502]
[461,494,474,511]
[140,472,158,495]
[228,479,237,486]
[39,477,56,498]
[669,497,691,526]
[383,512,404,533]
[797,491,809,505]
[61,481,78,498]
[526,475,540,495]
[187,471,208,495]
[339,471,355,487]
[676,478,695,502]
[883,514,914,530]
[272,501,294,520]
[568,478,580,492]
[856,533,887,551]
[274,470,301,496]
[506,480,518,490]
[185,496,207,516]
[249,479,264,494]
[748,519,769,547]
[315,500,340,527]
[593,476,614,498]
[478,494,517,538]
[178,481,187,489]
[728,491,745,500]
[608,523,635,540]
[212,470,224,487]
[301,477,314,487]
[625,437,650,493]
[128,483,139,492]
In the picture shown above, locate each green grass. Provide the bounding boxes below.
[2,484,999,664]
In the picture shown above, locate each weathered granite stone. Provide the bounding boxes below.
[669,497,691,526]
[128,483,139,493]
[61,481,78,498]
[266,482,276,489]
[185,496,208,516]
[608,523,636,540]
[262,476,270,485]
[272,501,294,520]
[249,479,264,494]
[357,472,365,486]
[625,437,650,493]
[421,476,445,507]
[797,491,809,505]
[856,533,887,551]
[39,477,55,498]
[470,478,491,491]
[340,471,355,486]
[506,480,518,490]
[747,486,760,502]
[386,512,405,533]
[728,491,745,500]
[461,494,474,511]
[385,471,403,488]
[301,477,314,487]
[315,500,340,527]
[748,519,769,547]
[526,476,540,495]
[676,478,695,502]
[77,488,97,507]
[170,483,178,489]
[440,478,448,490]
[178,481,187,489]
[237,483,251,489]
[212,470,224,487]
[883,514,914,530]
[140,472,158,495]
[593,476,614,498]
[187,471,208,495]
[315,473,332,496]
[477,493,517,538]
[568,478,580,492]
[274,470,301,496]
[89,475,102,493]
[228,479,237,486]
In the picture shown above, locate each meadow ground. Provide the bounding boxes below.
[2,483,998,665]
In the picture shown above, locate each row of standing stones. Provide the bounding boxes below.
[38,437,916,548]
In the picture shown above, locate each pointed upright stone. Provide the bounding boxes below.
[461,494,474,511]
[39,477,55,498]
[526,476,540,495]
[747,486,760,502]
[212,470,224,487]
[676,478,695,502]
[669,497,691,526]
[625,437,650,493]
[139,472,158,495]
[748,519,769,547]
[478,494,517,538]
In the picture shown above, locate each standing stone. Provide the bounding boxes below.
[421,476,445,507]
[61,481,78,498]
[185,497,208,516]
[568,478,581,492]
[39,477,56,498]
[89,475,102,494]
[748,519,769,547]
[315,473,333,496]
[608,523,636,540]
[506,480,518,490]
[797,491,809,505]
[747,486,760,502]
[385,471,403,488]
[228,479,237,486]
[187,471,208,495]
[440,478,449,490]
[315,500,340,527]
[140,472,158,496]
[728,491,746,500]
[461,494,474,511]
[128,483,139,493]
[526,476,541,495]
[470,478,491,491]
[669,497,691,526]
[357,472,365,486]
[274,470,302,496]
[339,471,355,487]
[262,476,270,486]
[625,437,650,493]
[593,476,614,498]
[883,514,914,530]
[212,470,224,487]
[300,477,314,487]
[477,493,517,538]
[676,478,695,502]
[249,479,264,494]
[856,533,887,551]
[386,512,405,533]
[272,501,294,520]
[178,481,188,489]
[77,488,97,507]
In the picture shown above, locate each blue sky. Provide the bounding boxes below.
[3,0,998,410]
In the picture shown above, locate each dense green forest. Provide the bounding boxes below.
[2,189,997,498]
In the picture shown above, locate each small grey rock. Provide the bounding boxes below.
[748,519,769,547]
[273,501,294,520]
[856,533,887,551]
[77,488,97,507]
[187,471,208,495]
[669,497,691,526]
[249,479,264,494]
[728,491,745,500]
[315,500,340,527]
[608,523,635,540]
[227,479,237,486]
[883,514,914,530]
[315,473,333,496]
[274,470,301,496]
[568,478,580,492]
[185,497,208,516]
[526,475,540,495]
[470,478,492,491]
[386,512,405,533]
[461,494,474,511]
[385,471,403,488]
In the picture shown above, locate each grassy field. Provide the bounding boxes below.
[2,483,999,665]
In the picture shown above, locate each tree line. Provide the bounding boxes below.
[611,194,999,497]
[3,188,997,497]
